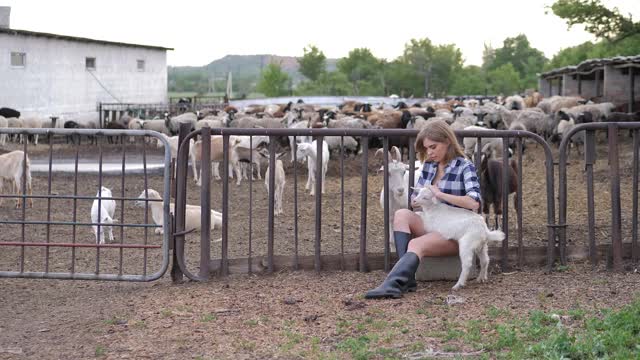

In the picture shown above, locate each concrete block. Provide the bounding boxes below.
[415,256,477,281]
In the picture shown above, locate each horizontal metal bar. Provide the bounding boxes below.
[0,220,160,227]
[0,271,160,281]
[0,241,161,249]
[0,194,162,201]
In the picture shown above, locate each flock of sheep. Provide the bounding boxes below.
[1,93,638,247]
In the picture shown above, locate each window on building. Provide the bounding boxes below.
[11,52,26,67]
[137,59,145,71]
[86,57,96,70]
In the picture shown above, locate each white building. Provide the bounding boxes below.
[0,7,172,121]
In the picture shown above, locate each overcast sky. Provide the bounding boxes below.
[4,0,639,67]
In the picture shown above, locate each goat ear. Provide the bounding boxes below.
[374,148,383,158]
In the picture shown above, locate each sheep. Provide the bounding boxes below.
[478,148,519,230]
[20,116,44,145]
[135,188,222,235]
[411,186,505,290]
[0,150,33,209]
[155,133,198,182]
[0,115,7,146]
[192,135,243,186]
[287,120,312,162]
[0,107,20,118]
[296,140,329,196]
[558,102,615,123]
[138,119,171,136]
[461,126,502,160]
[104,121,127,144]
[233,135,270,180]
[376,146,421,253]
[91,186,116,244]
[504,95,525,110]
[323,136,359,158]
[165,112,197,135]
[260,151,286,215]
[605,111,640,123]
[7,117,23,143]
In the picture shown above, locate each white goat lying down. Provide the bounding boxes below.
[91,186,116,244]
[0,150,33,209]
[296,140,329,196]
[412,186,505,290]
[135,188,222,235]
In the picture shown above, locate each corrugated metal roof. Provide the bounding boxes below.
[0,27,173,51]
[540,54,640,78]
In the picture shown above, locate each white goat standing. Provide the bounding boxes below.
[0,150,33,209]
[411,186,505,290]
[91,186,116,244]
[260,151,286,215]
[376,146,420,252]
[296,140,329,196]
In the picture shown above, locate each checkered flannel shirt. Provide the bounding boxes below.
[412,156,482,208]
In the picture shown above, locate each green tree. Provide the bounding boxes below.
[401,38,434,97]
[294,71,351,96]
[430,44,464,97]
[488,63,521,95]
[550,0,640,42]
[385,60,419,98]
[337,48,381,95]
[256,63,290,97]
[490,34,547,90]
[450,65,487,96]
[298,45,326,81]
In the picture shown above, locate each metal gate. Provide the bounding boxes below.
[0,128,172,281]
[557,122,640,270]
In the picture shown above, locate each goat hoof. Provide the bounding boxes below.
[452,284,464,291]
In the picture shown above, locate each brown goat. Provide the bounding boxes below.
[479,155,519,229]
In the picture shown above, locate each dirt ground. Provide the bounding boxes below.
[0,133,639,358]
[1,263,639,359]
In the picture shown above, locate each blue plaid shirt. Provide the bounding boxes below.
[412,156,481,207]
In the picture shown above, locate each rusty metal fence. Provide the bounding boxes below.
[172,126,557,281]
[557,122,640,270]
[0,128,172,281]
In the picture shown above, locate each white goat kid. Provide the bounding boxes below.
[91,186,116,244]
[296,140,329,196]
[155,133,198,182]
[412,186,505,290]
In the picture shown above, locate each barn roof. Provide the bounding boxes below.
[0,27,173,51]
[540,54,640,78]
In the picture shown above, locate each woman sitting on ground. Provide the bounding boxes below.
[365,120,482,299]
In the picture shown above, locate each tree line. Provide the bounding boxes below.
[170,0,640,98]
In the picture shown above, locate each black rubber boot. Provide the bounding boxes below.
[394,231,417,293]
[365,252,420,299]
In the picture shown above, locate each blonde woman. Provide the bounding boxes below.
[366,120,481,299]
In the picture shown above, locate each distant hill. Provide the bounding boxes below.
[169,54,338,85]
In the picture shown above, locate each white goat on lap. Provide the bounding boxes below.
[296,140,329,196]
[91,186,116,244]
[411,186,505,290]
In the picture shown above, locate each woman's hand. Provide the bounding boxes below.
[428,185,442,200]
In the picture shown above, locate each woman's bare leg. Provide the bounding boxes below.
[408,232,459,258]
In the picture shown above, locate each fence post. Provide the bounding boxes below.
[170,123,191,282]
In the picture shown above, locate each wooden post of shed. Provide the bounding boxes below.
[577,73,582,96]
[595,69,602,97]
[629,67,635,113]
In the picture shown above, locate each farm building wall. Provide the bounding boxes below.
[0,31,168,118]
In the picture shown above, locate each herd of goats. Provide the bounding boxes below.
[0,93,639,245]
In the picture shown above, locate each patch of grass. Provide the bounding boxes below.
[486,305,509,319]
[336,335,374,360]
[244,319,259,326]
[95,345,106,357]
[200,313,217,323]
[556,264,571,272]
[280,329,304,352]
[160,309,173,318]
[103,316,119,325]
